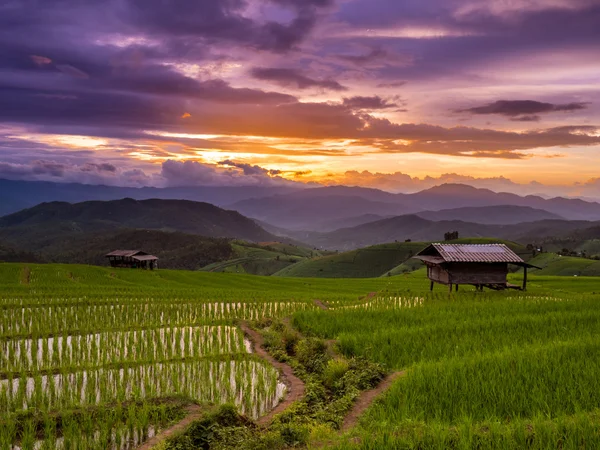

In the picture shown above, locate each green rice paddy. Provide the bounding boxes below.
[0,262,599,449]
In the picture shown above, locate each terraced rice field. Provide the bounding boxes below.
[293,291,600,448]
[2,262,600,449]
[0,264,333,449]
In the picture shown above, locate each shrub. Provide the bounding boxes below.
[323,358,350,391]
[279,423,310,447]
[282,329,300,356]
[295,338,329,374]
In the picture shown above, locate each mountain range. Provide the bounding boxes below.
[4,180,600,233]
[0,178,301,217]
[297,215,599,251]
[1,180,599,263]
[231,184,600,230]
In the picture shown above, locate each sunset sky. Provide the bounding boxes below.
[1,0,600,198]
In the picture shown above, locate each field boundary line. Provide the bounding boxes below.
[137,404,203,450]
[313,299,329,310]
[0,353,259,381]
[341,370,405,432]
[239,321,305,427]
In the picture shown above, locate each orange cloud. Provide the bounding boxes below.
[181,112,191,119]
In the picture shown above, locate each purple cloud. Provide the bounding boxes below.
[250,67,347,91]
[458,100,589,120]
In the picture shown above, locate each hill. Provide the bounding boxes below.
[0,198,280,247]
[199,241,325,276]
[0,242,41,263]
[408,184,600,220]
[230,192,413,230]
[38,229,236,270]
[273,238,529,278]
[0,198,312,271]
[1,226,321,272]
[525,253,600,277]
[304,215,599,251]
[0,178,302,217]
[315,213,392,232]
[416,205,563,225]
[230,183,600,232]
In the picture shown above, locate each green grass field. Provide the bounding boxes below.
[1,261,599,449]
[199,241,322,275]
[273,238,530,278]
[526,252,600,276]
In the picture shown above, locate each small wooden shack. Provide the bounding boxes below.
[413,243,539,292]
[105,250,158,270]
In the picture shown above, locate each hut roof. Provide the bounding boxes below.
[106,250,144,257]
[414,243,540,267]
[132,255,159,261]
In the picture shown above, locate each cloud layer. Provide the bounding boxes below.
[1,0,599,195]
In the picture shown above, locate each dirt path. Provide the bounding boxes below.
[313,299,329,310]
[137,404,203,450]
[341,370,405,431]
[239,322,305,427]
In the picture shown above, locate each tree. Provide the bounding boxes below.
[444,231,459,241]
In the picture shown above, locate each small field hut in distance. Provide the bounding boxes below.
[413,243,539,292]
[105,250,158,270]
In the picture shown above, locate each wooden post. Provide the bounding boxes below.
[430,281,434,291]
[523,266,528,291]
[448,284,453,293]
[455,284,459,292]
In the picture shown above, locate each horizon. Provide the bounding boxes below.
[2,1,599,200]
[2,177,600,203]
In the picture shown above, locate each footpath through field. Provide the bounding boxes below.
[239,321,306,426]
[137,404,203,450]
[312,298,406,434]
[341,370,405,431]
[140,322,306,448]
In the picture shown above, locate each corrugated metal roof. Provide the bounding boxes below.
[413,255,446,265]
[105,250,142,257]
[132,255,159,261]
[429,244,525,263]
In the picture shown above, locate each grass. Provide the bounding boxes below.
[199,241,321,275]
[273,238,530,279]
[292,285,600,448]
[1,261,599,449]
[526,252,600,276]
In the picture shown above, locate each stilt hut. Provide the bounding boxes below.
[105,250,158,270]
[412,243,539,292]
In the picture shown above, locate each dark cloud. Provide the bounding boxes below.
[377,81,407,88]
[250,67,347,91]
[218,159,283,176]
[122,0,336,52]
[0,159,151,186]
[160,159,300,187]
[338,47,387,65]
[342,96,397,110]
[511,115,541,122]
[81,163,118,173]
[458,100,589,119]
[0,0,332,56]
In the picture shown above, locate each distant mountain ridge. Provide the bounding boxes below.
[416,205,564,225]
[0,178,302,217]
[230,183,600,230]
[3,179,600,231]
[230,194,413,230]
[0,198,281,246]
[297,215,600,251]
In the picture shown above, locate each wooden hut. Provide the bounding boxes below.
[412,243,539,292]
[105,250,158,270]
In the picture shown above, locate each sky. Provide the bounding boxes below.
[1,0,600,198]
